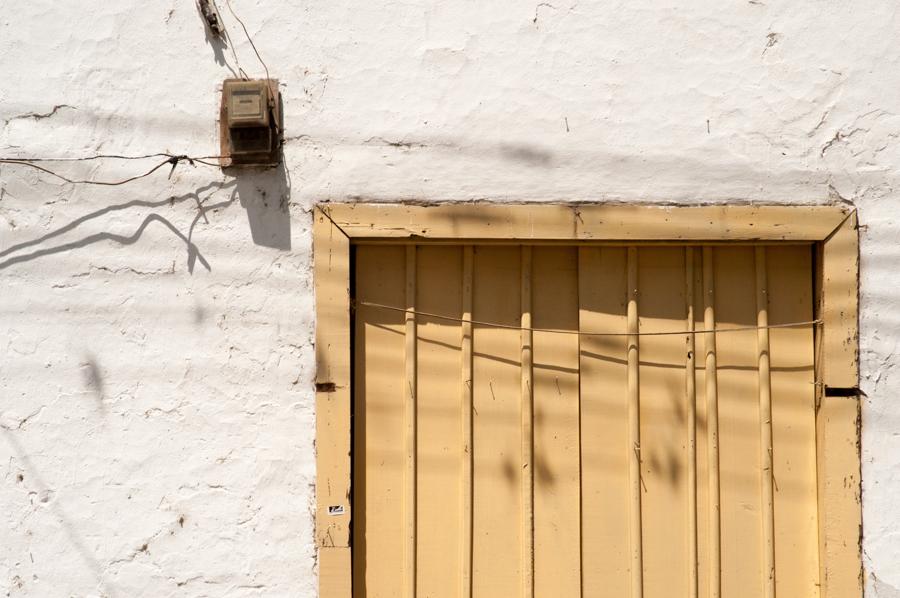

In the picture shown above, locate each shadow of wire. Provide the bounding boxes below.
[0,181,237,272]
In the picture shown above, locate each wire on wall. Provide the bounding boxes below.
[196,0,249,79]
[354,299,822,338]
[222,0,274,88]
[0,153,225,186]
[0,153,220,164]
[221,0,280,138]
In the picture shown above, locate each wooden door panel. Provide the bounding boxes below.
[353,243,817,598]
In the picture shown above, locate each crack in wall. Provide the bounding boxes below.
[0,406,45,431]
[3,104,75,125]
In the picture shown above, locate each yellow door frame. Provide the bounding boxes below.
[313,203,861,598]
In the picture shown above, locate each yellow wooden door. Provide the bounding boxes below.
[352,244,818,598]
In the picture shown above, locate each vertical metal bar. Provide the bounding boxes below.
[460,246,474,598]
[703,247,721,598]
[812,243,827,598]
[685,248,699,598]
[405,245,417,598]
[521,246,535,598]
[627,246,644,598]
[756,247,777,598]
[577,250,585,598]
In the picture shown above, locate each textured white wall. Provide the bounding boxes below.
[1,0,898,596]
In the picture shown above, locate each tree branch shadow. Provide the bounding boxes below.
[0,180,237,272]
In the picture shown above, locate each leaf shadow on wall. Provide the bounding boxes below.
[0,180,237,272]
[80,352,106,415]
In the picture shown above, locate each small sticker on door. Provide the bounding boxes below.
[328,505,345,516]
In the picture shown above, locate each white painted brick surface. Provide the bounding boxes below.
[1,1,898,595]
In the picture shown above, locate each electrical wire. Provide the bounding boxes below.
[0,2,282,184]
[221,0,282,143]
[196,0,249,78]
[223,27,251,80]
[0,153,223,164]
[354,299,822,337]
[0,154,226,186]
[223,0,275,93]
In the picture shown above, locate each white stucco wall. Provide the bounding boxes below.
[1,1,898,596]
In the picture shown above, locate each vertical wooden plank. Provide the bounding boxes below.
[714,247,763,598]
[416,247,463,598]
[460,246,474,598]
[314,209,352,598]
[627,246,644,598]
[472,246,522,598]
[532,247,581,598]
[405,246,417,598]
[755,247,776,598]
[579,247,630,598]
[355,245,408,598]
[819,212,862,598]
[520,246,535,598]
[685,247,699,598]
[702,247,721,598]
[320,547,353,598]
[638,247,689,598]
[822,212,859,389]
[314,209,352,545]
[768,246,818,598]
[816,396,861,598]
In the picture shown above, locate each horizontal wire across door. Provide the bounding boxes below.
[353,244,819,598]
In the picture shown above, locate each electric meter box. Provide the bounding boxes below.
[225,80,270,128]
[220,78,282,167]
